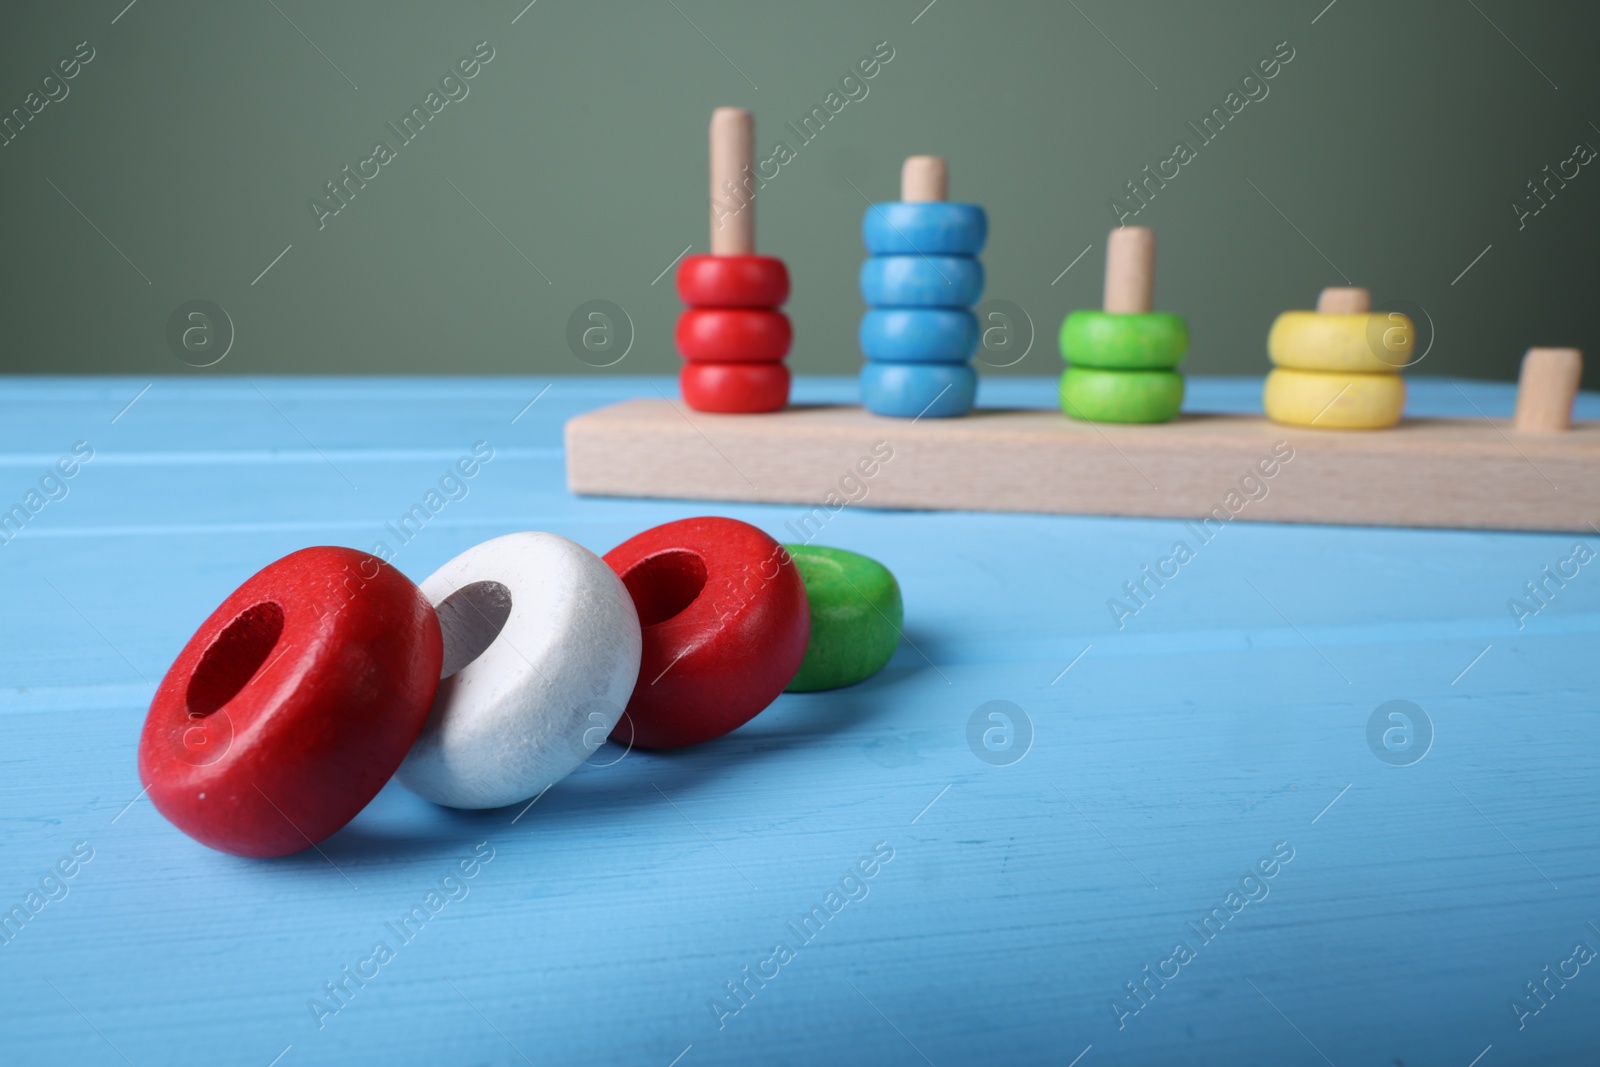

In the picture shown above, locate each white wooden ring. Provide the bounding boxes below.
[396,531,642,809]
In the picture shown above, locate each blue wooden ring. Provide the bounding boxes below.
[860,362,976,418]
[860,255,984,309]
[859,309,979,364]
[863,202,988,256]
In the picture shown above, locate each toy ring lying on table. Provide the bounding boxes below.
[784,544,902,692]
[138,547,442,858]
[604,516,809,749]
[396,532,642,810]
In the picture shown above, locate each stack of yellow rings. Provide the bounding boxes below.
[1263,287,1412,429]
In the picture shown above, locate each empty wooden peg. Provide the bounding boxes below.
[1103,226,1155,314]
[710,107,755,255]
[1317,287,1371,314]
[1513,347,1583,433]
[901,155,948,202]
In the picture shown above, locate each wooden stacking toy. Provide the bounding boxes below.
[138,522,901,855]
[1264,287,1410,429]
[858,155,987,418]
[676,108,793,413]
[1058,227,1189,423]
[566,111,1599,533]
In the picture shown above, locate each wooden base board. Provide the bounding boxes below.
[564,399,1600,532]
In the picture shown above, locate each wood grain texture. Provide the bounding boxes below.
[1,376,1597,1067]
[567,397,1600,532]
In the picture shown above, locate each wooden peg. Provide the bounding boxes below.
[1317,287,1371,314]
[710,107,755,255]
[1103,227,1155,314]
[901,156,948,202]
[1513,348,1583,433]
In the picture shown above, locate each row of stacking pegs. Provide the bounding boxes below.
[671,109,1585,434]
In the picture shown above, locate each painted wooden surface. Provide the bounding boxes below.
[567,398,1600,533]
[1,375,1596,1067]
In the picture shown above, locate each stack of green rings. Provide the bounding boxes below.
[1057,311,1189,423]
[783,544,902,692]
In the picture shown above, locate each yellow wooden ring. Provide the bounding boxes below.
[1268,311,1413,373]
[1263,368,1405,429]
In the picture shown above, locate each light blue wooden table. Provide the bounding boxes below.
[1,376,1596,1067]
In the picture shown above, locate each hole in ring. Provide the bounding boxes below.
[436,580,514,679]
[186,601,285,718]
[620,549,707,627]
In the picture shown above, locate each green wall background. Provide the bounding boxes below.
[2,0,1596,385]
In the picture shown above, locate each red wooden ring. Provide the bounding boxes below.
[676,308,792,363]
[604,517,809,749]
[138,547,443,857]
[680,362,790,413]
[677,254,790,307]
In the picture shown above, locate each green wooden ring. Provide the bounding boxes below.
[783,544,902,692]
[1059,311,1189,370]
[1059,367,1184,424]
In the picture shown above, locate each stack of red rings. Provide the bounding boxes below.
[676,255,792,413]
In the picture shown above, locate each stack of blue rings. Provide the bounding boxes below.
[858,201,988,418]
